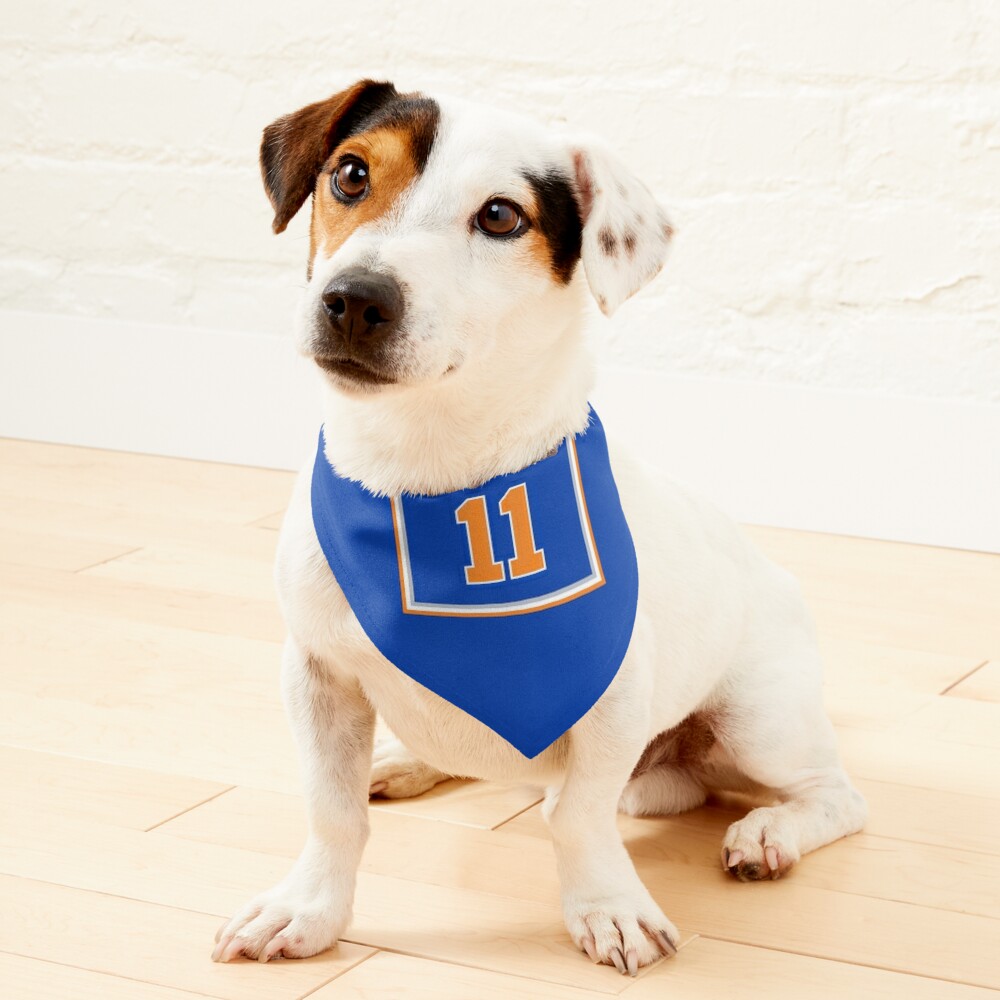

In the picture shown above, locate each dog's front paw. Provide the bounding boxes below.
[722,806,801,881]
[211,880,351,963]
[563,892,679,976]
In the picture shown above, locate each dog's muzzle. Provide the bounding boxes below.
[314,268,404,384]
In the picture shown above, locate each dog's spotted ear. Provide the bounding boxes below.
[260,80,398,234]
[570,140,674,316]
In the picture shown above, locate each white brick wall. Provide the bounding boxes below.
[3,0,998,405]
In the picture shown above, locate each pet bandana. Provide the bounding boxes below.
[310,408,639,758]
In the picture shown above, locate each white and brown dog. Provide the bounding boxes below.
[212,79,867,975]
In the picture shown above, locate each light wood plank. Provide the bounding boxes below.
[0,602,538,823]
[0,492,250,553]
[0,563,284,642]
[251,510,285,531]
[0,438,295,526]
[0,875,372,1000]
[822,682,936,731]
[312,950,624,999]
[0,746,230,832]
[745,526,1000,660]
[369,776,541,829]
[835,727,1000,798]
[778,831,1000,919]
[623,937,999,1000]
[745,525,1000,608]
[855,778,1000,855]
[0,690,297,796]
[84,525,279,602]
[0,953,210,1000]
[811,597,1000,662]
[0,526,136,572]
[947,661,1000,702]
[819,637,980,699]
[163,782,541,850]
[0,602,297,791]
[898,695,1000,750]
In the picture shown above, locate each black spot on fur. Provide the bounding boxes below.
[345,95,440,172]
[598,226,617,255]
[622,228,637,257]
[524,169,584,283]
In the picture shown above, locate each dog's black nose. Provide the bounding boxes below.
[321,269,403,348]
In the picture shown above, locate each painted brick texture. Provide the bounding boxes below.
[3,0,998,401]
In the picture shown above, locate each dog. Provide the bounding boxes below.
[212,79,867,975]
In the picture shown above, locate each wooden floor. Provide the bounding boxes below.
[1,437,999,999]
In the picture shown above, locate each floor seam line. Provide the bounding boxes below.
[144,785,239,832]
[72,546,144,573]
[0,947,219,998]
[696,933,997,990]
[939,660,991,695]
[489,795,546,831]
[296,948,380,999]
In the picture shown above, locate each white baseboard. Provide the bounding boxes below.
[2,308,998,553]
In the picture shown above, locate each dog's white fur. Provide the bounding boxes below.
[213,92,867,973]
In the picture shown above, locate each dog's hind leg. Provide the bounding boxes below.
[619,765,706,817]
[716,648,867,881]
[617,713,713,817]
[368,734,451,799]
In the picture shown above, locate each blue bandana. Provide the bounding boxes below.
[310,408,638,758]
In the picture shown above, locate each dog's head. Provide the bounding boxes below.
[261,79,673,394]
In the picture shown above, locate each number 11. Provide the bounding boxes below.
[455,483,546,585]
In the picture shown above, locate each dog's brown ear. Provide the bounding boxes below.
[569,138,674,316]
[260,80,398,234]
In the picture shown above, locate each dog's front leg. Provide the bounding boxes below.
[212,637,373,963]
[546,682,679,976]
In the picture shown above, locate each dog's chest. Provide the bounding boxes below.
[276,481,566,782]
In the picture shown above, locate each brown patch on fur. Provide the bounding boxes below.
[598,226,617,255]
[261,80,398,235]
[310,125,423,261]
[622,228,637,258]
[571,150,594,222]
[662,220,675,241]
[630,712,717,780]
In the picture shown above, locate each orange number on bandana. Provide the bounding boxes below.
[455,485,546,585]
[499,483,547,578]
[455,496,505,584]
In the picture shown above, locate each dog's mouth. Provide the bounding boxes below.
[313,355,397,386]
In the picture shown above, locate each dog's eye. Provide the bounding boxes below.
[475,199,523,237]
[333,158,369,201]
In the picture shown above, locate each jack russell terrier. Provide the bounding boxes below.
[212,79,867,975]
